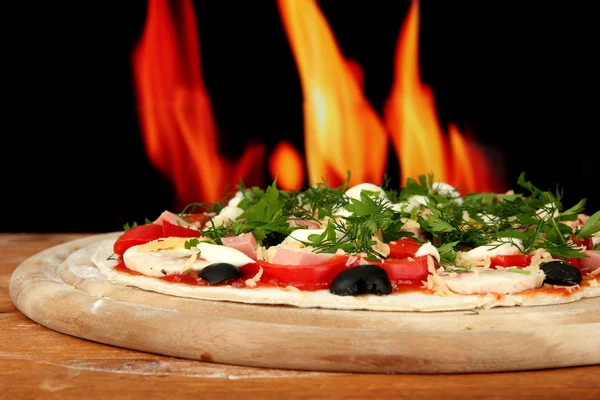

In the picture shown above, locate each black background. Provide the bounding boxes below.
[5,1,598,233]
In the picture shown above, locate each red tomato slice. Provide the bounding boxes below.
[387,237,422,259]
[575,237,594,250]
[489,254,533,269]
[371,256,431,284]
[562,257,581,268]
[113,223,164,255]
[162,220,201,238]
[243,255,353,290]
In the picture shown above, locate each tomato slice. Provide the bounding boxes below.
[371,256,431,284]
[387,237,422,259]
[489,254,533,269]
[244,255,353,290]
[162,220,201,238]
[562,257,581,268]
[113,223,164,255]
[575,237,594,250]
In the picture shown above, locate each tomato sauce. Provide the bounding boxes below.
[114,260,430,293]
[391,283,429,294]
[115,262,144,276]
[517,285,581,297]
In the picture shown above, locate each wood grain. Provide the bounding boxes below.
[2,233,599,399]
[8,233,600,374]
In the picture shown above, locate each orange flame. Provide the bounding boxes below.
[133,0,503,207]
[269,141,305,191]
[132,0,265,208]
[276,0,389,188]
[384,0,499,194]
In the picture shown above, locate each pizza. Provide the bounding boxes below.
[91,172,600,312]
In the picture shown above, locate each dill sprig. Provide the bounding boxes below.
[409,172,597,260]
[305,191,411,259]
[174,170,598,262]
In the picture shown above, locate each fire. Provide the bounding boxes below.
[269,141,305,191]
[132,0,265,209]
[276,0,389,188]
[384,0,498,193]
[132,0,503,208]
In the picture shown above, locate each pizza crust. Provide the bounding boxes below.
[89,240,597,312]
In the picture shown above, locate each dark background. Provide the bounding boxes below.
[5,1,598,233]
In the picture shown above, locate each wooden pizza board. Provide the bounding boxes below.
[9,233,600,374]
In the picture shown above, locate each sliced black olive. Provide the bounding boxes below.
[198,263,241,284]
[330,265,392,296]
[540,260,582,286]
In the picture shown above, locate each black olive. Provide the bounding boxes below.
[198,263,241,284]
[540,260,582,286]
[330,265,392,296]
[262,232,288,248]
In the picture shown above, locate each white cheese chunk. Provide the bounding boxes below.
[344,183,387,201]
[465,238,523,259]
[432,182,463,205]
[227,191,245,208]
[442,268,544,295]
[218,206,244,221]
[334,182,391,218]
[197,242,254,267]
[415,242,440,262]
[392,195,429,212]
[123,246,210,277]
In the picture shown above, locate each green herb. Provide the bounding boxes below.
[444,265,472,273]
[123,221,137,231]
[123,218,152,231]
[437,241,458,264]
[229,179,295,244]
[508,268,531,275]
[171,170,594,264]
[576,210,600,238]
[184,238,200,249]
[306,191,407,259]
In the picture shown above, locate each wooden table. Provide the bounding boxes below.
[1,233,598,399]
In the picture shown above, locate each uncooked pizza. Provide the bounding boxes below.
[91,172,600,311]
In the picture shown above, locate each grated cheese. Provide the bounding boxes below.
[283,286,307,297]
[422,256,456,297]
[183,249,200,269]
[528,248,553,269]
[371,237,390,257]
[245,266,264,288]
[136,237,191,252]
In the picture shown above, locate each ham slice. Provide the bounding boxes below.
[153,210,191,227]
[288,219,321,229]
[400,226,422,241]
[221,232,258,260]
[271,248,333,266]
[580,250,600,273]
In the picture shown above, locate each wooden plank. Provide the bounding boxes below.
[8,234,600,374]
[1,360,599,400]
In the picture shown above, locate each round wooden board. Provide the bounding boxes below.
[9,233,600,374]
